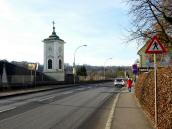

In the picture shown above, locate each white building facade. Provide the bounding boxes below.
[43,22,65,81]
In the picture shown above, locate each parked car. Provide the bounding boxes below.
[114,78,125,87]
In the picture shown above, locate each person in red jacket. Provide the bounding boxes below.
[127,78,133,92]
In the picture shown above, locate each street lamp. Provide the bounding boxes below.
[104,58,112,80]
[73,45,87,84]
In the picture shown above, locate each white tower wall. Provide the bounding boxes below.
[43,22,65,81]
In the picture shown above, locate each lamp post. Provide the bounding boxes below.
[34,63,39,87]
[104,58,112,80]
[73,45,87,84]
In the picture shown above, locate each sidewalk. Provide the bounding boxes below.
[111,87,154,129]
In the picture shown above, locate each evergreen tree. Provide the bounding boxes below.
[76,65,87,77]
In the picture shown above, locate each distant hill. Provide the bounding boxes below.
[2,60,132,78]
[64,64,132,78]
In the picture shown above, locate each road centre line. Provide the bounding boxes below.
[105,93,120,129]
[0,107,16,113]
[38,96,55,102]
[38,90,76,101]
[62,91,74,95]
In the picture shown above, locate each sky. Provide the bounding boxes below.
[0,0,139,66]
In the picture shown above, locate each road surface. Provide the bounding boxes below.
[0,82,121,129]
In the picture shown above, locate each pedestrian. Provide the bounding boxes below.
[127,78,132,92]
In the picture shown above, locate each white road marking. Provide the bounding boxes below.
[62,91,74,95]
[38,96,54,102]
[0,107,16,113]
[75,88,85,91]
[105,93,120,129]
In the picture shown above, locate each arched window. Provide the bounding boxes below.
[48,59,52,69]
[59,59,62,69]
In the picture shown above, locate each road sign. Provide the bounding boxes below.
[145,35,167,128]
[138,67,154,73]
[145,35,167,54]
[132,64,138,75]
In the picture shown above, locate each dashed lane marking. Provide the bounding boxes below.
[38,96,55,102]
[62,91,74,95]
[0,107,16,113]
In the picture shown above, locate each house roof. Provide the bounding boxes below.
[0,61,33,75]
[0,60,55,81]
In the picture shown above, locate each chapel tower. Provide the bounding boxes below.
[43,21,65,81]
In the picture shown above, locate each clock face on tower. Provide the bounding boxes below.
[48,47,52,52]
[59,47,62,54]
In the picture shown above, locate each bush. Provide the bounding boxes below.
[135,67,172,129]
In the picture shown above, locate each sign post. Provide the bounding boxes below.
[132,64,138,82]
[154,53,157,128]
[145,35,167,129]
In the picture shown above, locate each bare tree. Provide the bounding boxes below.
[161,0,172,24]
[126,0,172,45]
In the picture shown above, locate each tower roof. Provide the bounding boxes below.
[43,21,64,42]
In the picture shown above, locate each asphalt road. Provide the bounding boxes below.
[0,82,121,129]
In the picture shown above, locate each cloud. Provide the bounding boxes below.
[0,0,137,66]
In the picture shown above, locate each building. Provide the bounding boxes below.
[138,38,172,67]
[43,22,65,81]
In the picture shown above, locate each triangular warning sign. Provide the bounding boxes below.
[145,35,167,54]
